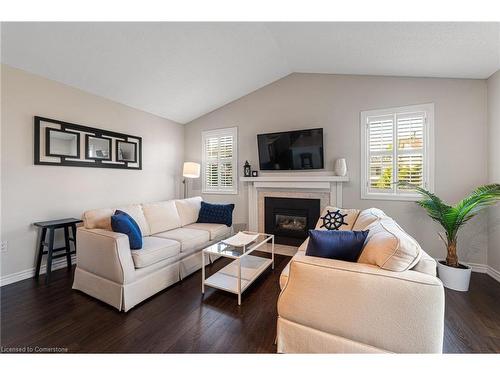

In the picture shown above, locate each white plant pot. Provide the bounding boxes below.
[437,260,472,292]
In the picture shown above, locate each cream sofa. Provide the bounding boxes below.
[277,208,445,353]
[72,197,232,312]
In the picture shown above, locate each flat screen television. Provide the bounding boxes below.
[257,128,324,170]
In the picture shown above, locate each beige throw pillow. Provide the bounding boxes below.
[83,208,114,230]
[351,208,388,231]
[315,206,360,231]
[357,218,422,272]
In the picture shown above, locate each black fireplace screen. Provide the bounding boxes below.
[264,197,320,246]
[275,214,307,232]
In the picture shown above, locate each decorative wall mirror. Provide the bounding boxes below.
[86,135,111,160]
[45,128,80,158]
[116,141,137,163]
[34,116,142,170]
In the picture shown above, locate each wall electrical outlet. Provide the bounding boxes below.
[1,241,8,253]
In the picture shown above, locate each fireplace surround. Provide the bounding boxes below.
[240,175,348,234]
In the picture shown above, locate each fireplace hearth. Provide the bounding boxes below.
[264,197,320,246]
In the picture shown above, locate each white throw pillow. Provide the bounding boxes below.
[142,200,182,235]
[175,196,203,226]
[357,218,422,272]
[315,206,360,231]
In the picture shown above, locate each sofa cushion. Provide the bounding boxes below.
[83,208,114,230]
[115,204,151,236]
[183,222,231,241]
[142,200,181,235]
[111,210,143,250]
[131,236,180,268]
[352,208,388,231]
[315,207,360,231]
[306,229,369,262]
[153,227,210,255]
[358,218,422,272]
[175,196,203,226]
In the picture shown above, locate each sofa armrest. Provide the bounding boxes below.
[297,238,309,252]
[76,227,136,284]
[277,252,444,353]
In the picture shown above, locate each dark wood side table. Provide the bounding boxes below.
[33,218,83,285]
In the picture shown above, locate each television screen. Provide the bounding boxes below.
[257,128,324,170]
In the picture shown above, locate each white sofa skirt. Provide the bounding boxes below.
[74,251,222,311]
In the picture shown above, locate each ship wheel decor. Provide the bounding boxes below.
[320,209,348,230]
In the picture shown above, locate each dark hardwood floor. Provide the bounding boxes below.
[443,272,500,353]
[1,253,499,353]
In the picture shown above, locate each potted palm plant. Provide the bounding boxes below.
[399,183,500,291]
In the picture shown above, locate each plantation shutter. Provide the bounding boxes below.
[202,127,238,194]
[205,137,219,188]
[364,105,431,198]
[396,112,425,191]
[367,115,394,191]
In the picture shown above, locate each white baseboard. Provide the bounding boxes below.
[468,262,489,273]
[467,262,500,283]
[487,265,500,283]
[0,255,76,287]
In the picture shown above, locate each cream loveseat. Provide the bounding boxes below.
[277,208,444,354]
[72,197,232,311]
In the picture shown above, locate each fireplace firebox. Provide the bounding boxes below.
[264,197,321,246]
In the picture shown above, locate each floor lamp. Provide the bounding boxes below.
[182,162,200,198]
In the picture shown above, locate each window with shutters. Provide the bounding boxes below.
[360,104,434,200]
[202,127,238,194]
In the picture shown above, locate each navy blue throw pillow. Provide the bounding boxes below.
[305,229,369,262]
[111,210,142,250]
[114,210,141,235]
[197,201,235,227]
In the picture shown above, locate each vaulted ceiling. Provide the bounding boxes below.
[2,22,499,124]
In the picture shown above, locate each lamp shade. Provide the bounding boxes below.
[183,162,200,178]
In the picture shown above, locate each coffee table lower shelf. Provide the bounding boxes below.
[203,255,273,303]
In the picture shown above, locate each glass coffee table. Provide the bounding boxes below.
[202,232,274,305]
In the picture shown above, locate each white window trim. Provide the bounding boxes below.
[201,126,238,195]
[360,103,435,201]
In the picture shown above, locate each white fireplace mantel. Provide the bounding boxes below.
[240,175,349,232]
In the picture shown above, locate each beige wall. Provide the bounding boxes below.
[185,73,488,263]
[488,70,500,272]
[1,65,184,280]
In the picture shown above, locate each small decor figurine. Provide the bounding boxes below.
[251,170,258,177]
[243,161,251,177]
